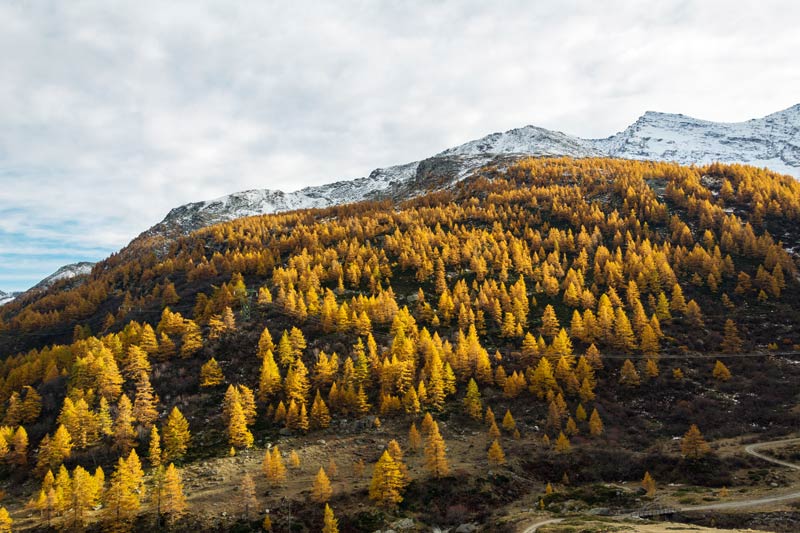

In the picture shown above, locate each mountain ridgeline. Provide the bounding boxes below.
[134,104,800,250]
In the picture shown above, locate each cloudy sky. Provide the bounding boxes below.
[1,0,798,292]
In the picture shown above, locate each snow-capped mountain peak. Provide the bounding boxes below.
[595,104,800,176]
[30,262,95,292]
[129,103,799,252]
[437,124,602,158]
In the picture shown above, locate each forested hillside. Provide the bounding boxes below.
[0,157,799,531]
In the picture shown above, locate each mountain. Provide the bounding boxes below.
[0,290,16,306]
[594,104,800,175]
[0,262,95,308]
[28,262,95,292]
[1,156,800,532]
[135,104,799,248]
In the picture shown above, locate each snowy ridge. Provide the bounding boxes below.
[594,104,800,176]
[143,103,800,243]
[0,262,93,305]
[0,290,16,306]
[158,161,419,236]
[29,262,95,292]
[438,125,602,158]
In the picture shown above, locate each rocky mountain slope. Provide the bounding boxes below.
[136,104,800,247]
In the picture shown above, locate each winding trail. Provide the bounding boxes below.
[680,437,800,513]
[521,436,800,532]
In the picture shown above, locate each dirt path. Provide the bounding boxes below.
[520,435,800,532]
[521,518,564,532]
[680,437,800,513]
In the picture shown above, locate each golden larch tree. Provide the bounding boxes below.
[424,420,449,477]
[681,424,711,459]
[488,439,506,466]
[312,467,333,502]
[369,450,405,508]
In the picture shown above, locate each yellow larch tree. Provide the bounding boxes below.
[312,467,333,503]
[200,358,224,387]
[163,407,190,461]
[488,439,506,466]
[424,420,449,477]
[369,450,405,508]
[322,503,339,533]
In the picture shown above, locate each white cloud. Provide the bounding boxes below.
[1,0,799,290]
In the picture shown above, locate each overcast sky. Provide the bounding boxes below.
[1,0,799,292]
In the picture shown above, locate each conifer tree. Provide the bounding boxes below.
[228,400,254,449]
[258,350,282,403]
[619,359,641,387]
[148,426,163,468]
[162,463,188,524]
[322,503,339,533]
[104,450,144,530]
[263,446,286,485]
[528,357,558,399]
[312,467,333,502]
[424,420,449,477]
[589,408,604,436]
[70,465,104,528]
[132,372,159,429]
[408,423,423,454]
[0,507,11,533]
[681,424,711,459]
[721,319,743,353]
[642,471,656,497]
[554,431,571,453]
[200,358,224,387]
[163,407,190,461]
[540,305,560,339]
[113,395,136,455]
[310,390,331,429]
[712,360,732,381]
[463,378,483,420]
[369,450,405,508]
[488,439,506,466]
[502,410,516,432]
[289,450,301,468]
[180,320,203,358]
